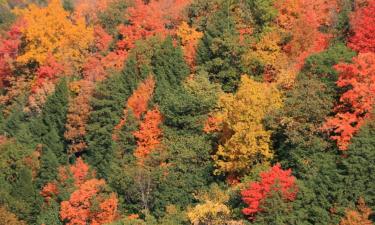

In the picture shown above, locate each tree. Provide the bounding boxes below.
[348,0,375,53]
[0,206,26,225]
[133,107,163,162]
[64,80,95,156]
[241,164,298,220]
[339,198,373,225]
[176,22,203,68]
[323,53,375,150]
[187,184,235,225]
[212,76,282,177]
[60,179,118,225]
[14,0,94,66]
[0,20,24,88]
[39,158,119,225]
[196,7,245,92]
[339,114,375,210]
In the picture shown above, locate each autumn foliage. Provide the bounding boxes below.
[323,53,375,150]
[241,164,298,220]
[339,198,373,225]
[14,0,94,66]
[65,81,95,155]
[113,75,156,140]
[133,107,163,161]
[212,76,282,177]
[348,0,375,53]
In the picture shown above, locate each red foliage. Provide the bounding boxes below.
[241,164,298,220]
[0,20,25,88]
[323,53,375,150]
[94,26,113,52]
[348,0,375,53]
[32,56,65,92]
[133,107,163,161]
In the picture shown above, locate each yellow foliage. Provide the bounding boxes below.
[0,206,26,225]
[15,0,94,66]
[213,75,282,176]
[244,30,288,68]
[176,22,203,45]
[187,185,231,225]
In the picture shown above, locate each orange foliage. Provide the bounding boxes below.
[323,53,375,150]
[113,75,155,140]
[203,116,223,133]
[339,198,373,225]
[69,157,91,186]
[276,0,338,70]
[116,0,191,51]
[133,107,163,161]
[176,21,203,68]
[40,183,59,203]
[60,179,118,225]
[74,0,114,23]
[94,26,113,52]
[65,80,95,155]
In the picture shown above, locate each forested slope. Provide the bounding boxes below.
[0,0,374,224]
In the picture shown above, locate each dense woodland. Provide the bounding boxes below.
[0,0,374,224]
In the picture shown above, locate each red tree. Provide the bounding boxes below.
[133,107,163,162]
[0,20,25,88]
[323,53,375,150]
[241,164,298,220]
[348,0,375,53]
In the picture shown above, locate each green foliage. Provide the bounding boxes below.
[340,115,375,210]
[303,43,355,89]
[196,8,245,92]
[98,0,129,35]
[246,0,277,31]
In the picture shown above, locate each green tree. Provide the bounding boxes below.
[196,8,245,92]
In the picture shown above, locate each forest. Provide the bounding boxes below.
[0,0,374,224]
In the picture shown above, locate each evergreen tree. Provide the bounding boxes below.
[340,115,375,211]
[196,7,245,92]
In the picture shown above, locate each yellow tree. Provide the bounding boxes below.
[14,0,94,67]
[212,76,282,177]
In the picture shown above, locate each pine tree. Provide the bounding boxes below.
[196,7,245,92]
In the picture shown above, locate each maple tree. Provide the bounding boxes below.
[323,53,375,150]
[348,0,375,53]
[0,20,24,88]
[133,107,163,162]
[176,21,203,68]
[241,164,298,220]
[212,75,282,177]
[14,0,94,66]
[339,198,373,225]
[113,75,155,140]
[65,80,95,155]
[60,179,118,225]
